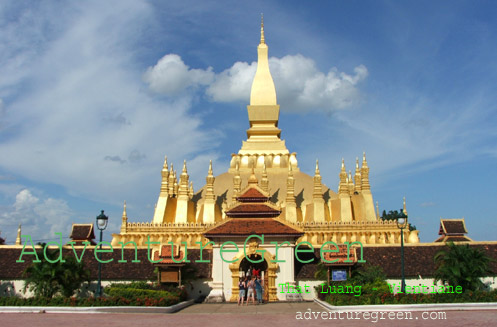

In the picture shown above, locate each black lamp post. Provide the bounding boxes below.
[396,209,408,293]
[96,210,108,297]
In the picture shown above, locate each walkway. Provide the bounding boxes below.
[1,301,496,327]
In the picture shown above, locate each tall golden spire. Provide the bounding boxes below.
[232,162,242,203]
[121,201,127,233]
[205,160,215,202]
[16,223,22,245]
[361,152,371,191]
[313,159,323,200]
[286,164,295,204]
[238,16,289,160]
[260,13,265,44]
[261,163,269,192]
[160,156,169,196]
[250,15,277,106]
[339,158,348,195]
[354,157,362,192]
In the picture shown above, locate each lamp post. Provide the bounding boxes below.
[396,209,408,293]
[96,210,108,297]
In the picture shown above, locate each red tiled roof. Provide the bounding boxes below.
[204,218,303,237]
[440,220,467,235]
[70,224,96,241]
[153,245,185,265]
[434,235,472,243]
[322,245,357,265]
[226,204,281,218]
[237,188,269,202]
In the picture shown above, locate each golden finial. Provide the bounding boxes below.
[341,158,345,170]
[208,160,213,175]
[403,196,407,216]
[122,201,127,218]
[16,223,22,245]
[182,160,187,173]
[356,157,359,170]
[260,13,265,44]
[248,166,258,184]
[162,155,168,170]
[315,159,320,174]
[169,163,174,173]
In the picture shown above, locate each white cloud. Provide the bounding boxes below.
[143,54,214,95]
[206,61,257,103]
[0,1,219,207]
[0,189,72,241]
[144,53,367,112]
[208,54,368,111]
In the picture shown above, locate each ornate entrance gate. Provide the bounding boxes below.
[229,242,279,302]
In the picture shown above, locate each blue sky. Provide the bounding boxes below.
[1,0,496,244]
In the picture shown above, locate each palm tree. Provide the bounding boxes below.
[23,244,61,298]
[434,242,493,292]
[23,244,90,298]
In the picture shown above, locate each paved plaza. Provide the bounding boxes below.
[1,302,497,327]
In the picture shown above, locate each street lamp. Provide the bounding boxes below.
[396,209,408,293]
[96,210,108,297]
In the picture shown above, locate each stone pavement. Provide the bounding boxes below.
[1,302,496,327]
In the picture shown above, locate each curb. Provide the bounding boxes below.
[0,299,195,314]
[314,298,497,312]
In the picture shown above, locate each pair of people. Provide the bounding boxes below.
[238,276,264,305]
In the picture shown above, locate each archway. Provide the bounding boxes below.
[239,255,269,302]
[228,242,279,302]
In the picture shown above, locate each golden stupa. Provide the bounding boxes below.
[111,18,420,250]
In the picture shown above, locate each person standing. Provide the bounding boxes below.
[238,277,246,306]
[246,277,256,305]
[255,277,263,304]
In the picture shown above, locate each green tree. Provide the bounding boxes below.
[351,265,387,284]
[58,256,91,297]
[434,242,493,292]
[23,244,90,298]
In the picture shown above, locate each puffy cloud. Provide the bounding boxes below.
[206,61,257,103]
[149,53,368,112]
[143,54,214,95]
[0,189,73,241]
[0,1,218,207]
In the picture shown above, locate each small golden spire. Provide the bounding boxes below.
[403,197,408,216]
[162,155,168,170]
[248,166,258,185]
[260,13,265,44]
[362,152,368,167]
[356,157,359,170]
[16,223,22,245]
[341,158,345,170]
[122,201,127,218]
[121,201,127,233]
[208,160,213,175]
[315,159,320,175]
[182,160,187,173]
